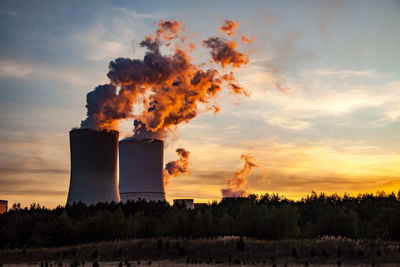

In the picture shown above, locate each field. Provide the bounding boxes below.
[1,237,400,266]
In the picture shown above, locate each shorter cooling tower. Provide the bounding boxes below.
[119,138,165,202]
[67,129,120,205]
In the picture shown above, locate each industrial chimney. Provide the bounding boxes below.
[67,129,120,205]
[119,138,165,202]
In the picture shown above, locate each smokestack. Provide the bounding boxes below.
[119,138,165,202]
[67,129,120,205]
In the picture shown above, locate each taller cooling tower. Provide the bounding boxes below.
[119,138,165,202]
[67,129,120,205]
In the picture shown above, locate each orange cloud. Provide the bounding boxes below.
[81,20,250,139]
[164,148,190,187]
[220,19,240,36]
[221,154,258,198]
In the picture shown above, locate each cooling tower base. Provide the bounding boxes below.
[120,192,166,203]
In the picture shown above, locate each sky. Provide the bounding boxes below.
[0,0,399,208]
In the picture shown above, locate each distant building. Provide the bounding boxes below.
[0,200,8,214]
[173,199,194,209]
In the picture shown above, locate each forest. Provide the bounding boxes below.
[1,191,400,249]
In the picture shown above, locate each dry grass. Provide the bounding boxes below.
[1,237,400,266]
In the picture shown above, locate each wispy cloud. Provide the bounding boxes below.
[69,8,162,62]
[0,8,19,18]
[234,64,400,130]
[113,7,163,20]
[71,22,126,61]
[0,59,102,86]
[0,61,33,77]
[307,68,377,79]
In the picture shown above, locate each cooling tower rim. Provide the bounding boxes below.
[119,137,163,144]
[70,128,119,135]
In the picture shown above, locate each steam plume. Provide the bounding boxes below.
[163,148,190,186]
[240,33,256,44]
[80,19,252,139]
[202,37,249,68]
[221,154,258,198]
[220,19,239,36]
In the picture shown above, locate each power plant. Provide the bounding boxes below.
[119,138,165,202]
[66,130,168,204]
[67,129,120,205]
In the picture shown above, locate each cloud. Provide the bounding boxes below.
[0,61,33,77]
[69,8,162,62]
[3,189,67,197]
[235,63,400,130]
[308,68,377,79]
[0,132,69,207]
[0,59,101,86]
[263,114,312,130]
[113,7,162,20]
[0,166,68,175]
[71,22,126,61]
[0,8,19,18]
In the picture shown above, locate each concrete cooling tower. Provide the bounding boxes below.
[119,138,165,202]
[67,129,120,205]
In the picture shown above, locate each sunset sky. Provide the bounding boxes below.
[0,0,399,208]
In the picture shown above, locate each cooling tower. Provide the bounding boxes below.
[119,138,165,202]
[67,129,120,205]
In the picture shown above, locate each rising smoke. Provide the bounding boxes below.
[163,148,190,186]
[80,19,251,140]
[221,154,258,198]
[220,19,239,36]
[79,19,253,189]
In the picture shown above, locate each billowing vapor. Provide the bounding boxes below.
[202,37,249,68]
[163,148,190,186]
[241,33,256,44]
[80,19,252,139]
[221,154,258,198]
[220,19,239,36]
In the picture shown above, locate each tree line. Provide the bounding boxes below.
[1,191,400,249]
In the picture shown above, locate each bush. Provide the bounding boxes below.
[92,249,98,259]
[157,238,163,249]
[237,237,245,251]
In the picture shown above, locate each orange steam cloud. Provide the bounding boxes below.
[202,38,249,68]
[156,20,181,42]
[80,19,252,138]
[163,148,190,186]
[220,19,240,36]
[240,33,256,44]
[221,154,258,198]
